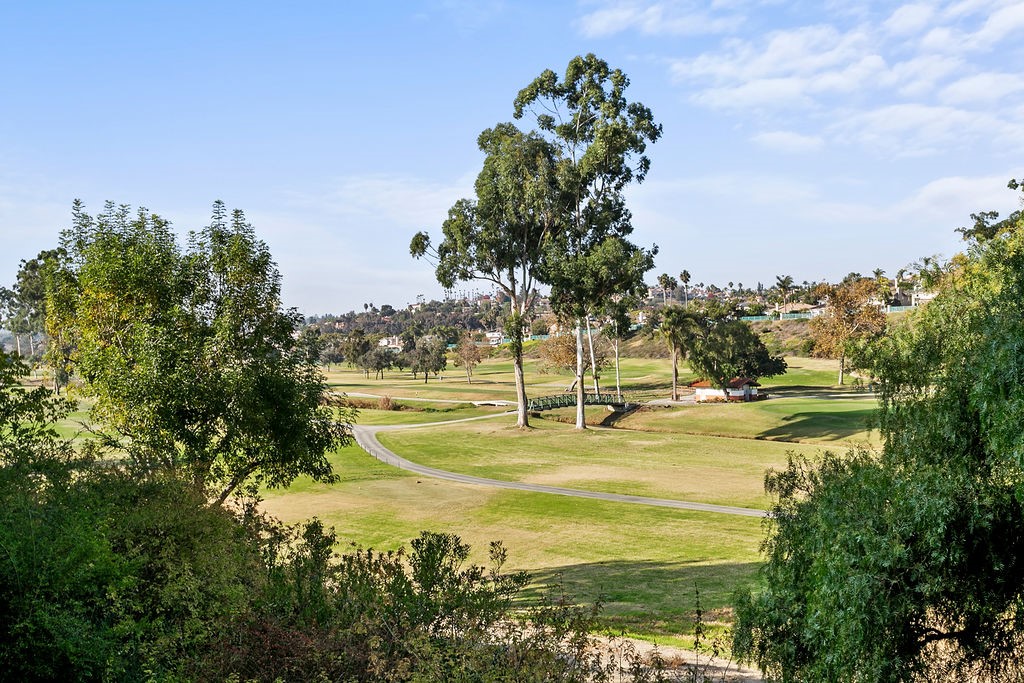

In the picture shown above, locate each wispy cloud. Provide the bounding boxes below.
[282,173,474,230]
[637,0,1024,155]
[576,0,744,37]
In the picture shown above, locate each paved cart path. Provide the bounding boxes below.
[351,413,767,518]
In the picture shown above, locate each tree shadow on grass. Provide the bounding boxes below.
[519,559,762,636]
[765,385,872,398]
[757,409,877,442]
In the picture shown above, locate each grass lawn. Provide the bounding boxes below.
[265,353,876,647]
[618,397,879,448]
[377,417,814,509]
[349,402,512,426]
[261,444,764,647]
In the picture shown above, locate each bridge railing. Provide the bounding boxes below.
[527,393,621,411]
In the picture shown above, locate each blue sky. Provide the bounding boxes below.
[3,1,1022,314]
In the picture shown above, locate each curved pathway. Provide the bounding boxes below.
[351,413,767,518]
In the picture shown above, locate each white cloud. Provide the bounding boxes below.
[751,130,824,153]
[879,54,963,96]
[940,71,1024,105]
[893,173,1021,223]
[970,2,1024,45]
[691,77,813,109]
[576,0,743,37]
[829,103,996,154]
[884,4,936,35]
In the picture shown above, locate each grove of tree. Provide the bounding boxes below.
[735,187,1024,681]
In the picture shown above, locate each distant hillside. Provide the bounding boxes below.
[750,319,815,356]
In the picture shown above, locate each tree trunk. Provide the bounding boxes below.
[585,315,600,395]
[575,322,586,430]
[671,347,679,401]
[15,334,21,357]
[838,351,845,386]
[614,337,621,403]
[513,353,530,428]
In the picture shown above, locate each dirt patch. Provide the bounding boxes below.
[598,635,763,682]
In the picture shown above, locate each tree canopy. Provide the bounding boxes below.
[735,192,1024,680]
[685,301,786,394]
[47,200,351,503]
[515,53,660,428]
[411,123,560,427]
[659,305,693,401]
[809,277,886,385]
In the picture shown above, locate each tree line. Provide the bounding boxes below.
[734,178,1024,680]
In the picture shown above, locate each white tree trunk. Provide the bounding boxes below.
[614,337,621,402]
[585,314,600,395]
[575,322,586,429]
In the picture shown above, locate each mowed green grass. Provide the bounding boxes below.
[267,353,877,645]
[261,444,764,645]
[619,397,879,447]
[328,355,692,404]
[350,403,512,426]
[377,416,813,509]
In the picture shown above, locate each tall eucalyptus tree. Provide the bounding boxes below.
[514,54,661,429]
[411,123,561,428]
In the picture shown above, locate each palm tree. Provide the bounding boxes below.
[657,273,677,305]
[679,270,691,306]
[659,305,694,401]
[775,275,795,312]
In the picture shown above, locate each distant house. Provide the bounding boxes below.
[775,302,813,315]
[690,377,761,402]
[378,335,402,350]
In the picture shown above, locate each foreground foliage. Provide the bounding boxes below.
[735,198,1024,681]
[46,201,351,503]
[2,352,686,682]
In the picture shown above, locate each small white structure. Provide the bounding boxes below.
[378,335,402,350]
[690,377,761,402]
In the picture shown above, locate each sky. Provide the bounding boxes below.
[2,1,1022,315]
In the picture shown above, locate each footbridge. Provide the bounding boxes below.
[526,392,626,411]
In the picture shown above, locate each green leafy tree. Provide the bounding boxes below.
[659,305,695,401]
[343,328,372,368]
[3,248,65,360]
[516,53,660,429]
[735,194,1024,680]
[46,200,351,504]
[366,345,394,380]
[956,179,1022,243]
[411,123,561,427]
[411,335,447,384]
[686,301,786,395]
[320,331,346,369]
